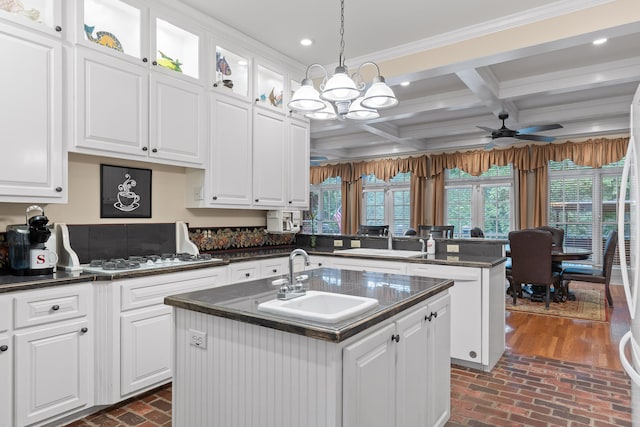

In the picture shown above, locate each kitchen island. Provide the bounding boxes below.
[165,268,453,427]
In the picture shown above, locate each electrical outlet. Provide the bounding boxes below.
[447,244,459,253]
[189,329,207,349]
[350,240,361,248]
[334,240,343,247]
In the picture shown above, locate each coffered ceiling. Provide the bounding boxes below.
[178,0,640,162]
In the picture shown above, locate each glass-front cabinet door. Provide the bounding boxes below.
[0,0,64,36]
[83,0,143,59]
[255,62,284,111]
[152,14,199,79]
[213,45,250,98]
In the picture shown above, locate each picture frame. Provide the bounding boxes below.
[100,164,152,218]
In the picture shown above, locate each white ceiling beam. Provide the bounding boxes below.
[500,57,640,99]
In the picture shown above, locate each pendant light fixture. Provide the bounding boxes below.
[287,0,398,121]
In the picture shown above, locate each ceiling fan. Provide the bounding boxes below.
[478,113,563,147]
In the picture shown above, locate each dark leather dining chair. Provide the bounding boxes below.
[536,226,565,272]
[418,225,454,238]
[508,229,562,309]
[561,230,618,307]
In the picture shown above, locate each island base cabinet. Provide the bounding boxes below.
[172,309,343,427]
[344,293,451,427]
[14,319,91,427]
[172,292,451,427]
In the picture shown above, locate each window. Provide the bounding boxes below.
[362,172,411,235]
[307,177,342,234]
[445,165,514,238]
[548,159,626,266]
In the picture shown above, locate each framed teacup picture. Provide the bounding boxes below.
[100,164,152,218]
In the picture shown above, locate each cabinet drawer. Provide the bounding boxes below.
[13,284,91,329]
[260,258,288,278]
[0,297,10,333]
[121,267,227,311]
[229,262,260,283]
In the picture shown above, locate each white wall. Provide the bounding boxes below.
[0,153,266,230]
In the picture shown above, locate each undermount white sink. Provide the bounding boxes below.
[257,291,378,324]
[336,248,424,258]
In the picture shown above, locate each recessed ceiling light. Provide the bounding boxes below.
[593,38,607,45]
[400,81,410,87]
[300,38,313,46]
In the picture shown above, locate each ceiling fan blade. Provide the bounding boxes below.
[514,133,556,143]
[477,126,496,132]
[517,124,563,134]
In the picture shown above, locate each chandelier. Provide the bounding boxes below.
[287,0,398,121]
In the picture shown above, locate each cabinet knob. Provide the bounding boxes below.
[255,98,260,103]
[213,83,218,88]
[51,305,60,311]
[245,272,251,277]
[212,196,218,200]
[55,25,62,32]
[142,146,148,151]
[272,269,277,273]
[425,312,438,322]
[288,201,292,204]
[0,345,8,352]
[81,327,88,334]
[391,334,400,343]
[254,199,259,203]
[152,60,158,66]
[142,57,148,63]
[55,187,63,192]
[152,148,158,153]
[318,263,322,267]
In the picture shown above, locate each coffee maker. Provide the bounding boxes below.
[6,205,57,275]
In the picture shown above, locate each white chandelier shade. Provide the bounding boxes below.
[286,0,398,121]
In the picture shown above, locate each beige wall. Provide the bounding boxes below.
[0,153,266,230]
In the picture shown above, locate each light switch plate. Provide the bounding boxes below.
[334,240,343,247]
[351,240,361,248]
[447,244,459,253]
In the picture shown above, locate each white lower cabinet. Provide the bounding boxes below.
[14,319,91,427]
[407,262,504,372]
[95,266,228,404]
[2,283,94,427]
[0,334,11,427]
[343,293,450,427]
[120,305,173,396]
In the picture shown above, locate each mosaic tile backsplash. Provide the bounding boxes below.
[189,227,295,252]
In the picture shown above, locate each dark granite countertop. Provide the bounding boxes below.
[165,267,453,343]
[0,271,95,293]
[326,250,506,268]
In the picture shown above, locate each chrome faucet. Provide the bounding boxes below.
[419,238,426,253]
[387,231,394,250]
[277,249,310,300]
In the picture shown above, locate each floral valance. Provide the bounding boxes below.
[429,145,530,177]
[528,137,629,170]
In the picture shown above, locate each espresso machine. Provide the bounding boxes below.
[6,205,57,275]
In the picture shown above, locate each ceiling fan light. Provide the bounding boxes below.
[305,100,338,120]
[345,97,379,120]
[361,77,398,110]
[287,79,325,112]
[321,67,361,102]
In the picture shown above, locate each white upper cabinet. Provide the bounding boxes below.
[72,0,206,167]
[254,60,285,113]
[212,44,250,99]
[0,0,65,38]
[287,116,310,208]
[0,21,66,203]
[253,107,287,207]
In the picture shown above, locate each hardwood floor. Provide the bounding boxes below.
[505,282,631,370]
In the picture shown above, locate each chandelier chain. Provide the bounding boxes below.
[339,0,345,67]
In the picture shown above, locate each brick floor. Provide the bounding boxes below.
[65,352,631,427]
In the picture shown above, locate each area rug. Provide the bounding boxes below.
[505,282,608,322]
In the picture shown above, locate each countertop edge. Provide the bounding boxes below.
[165,279,454,343]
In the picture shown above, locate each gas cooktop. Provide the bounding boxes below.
[81,253,222,273]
